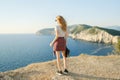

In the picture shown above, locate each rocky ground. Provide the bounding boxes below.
[0,54,120,80]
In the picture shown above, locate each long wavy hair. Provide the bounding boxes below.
[56,15,67,32]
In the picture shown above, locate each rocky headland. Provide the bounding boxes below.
[69,25,120,44]
[37,24,120,44]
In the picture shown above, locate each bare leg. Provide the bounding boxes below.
[62,51,67,69]
[56,51,61,71]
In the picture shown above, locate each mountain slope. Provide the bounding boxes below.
[69,24,91,34]
[69,25,120,44]
[96,27,120,36]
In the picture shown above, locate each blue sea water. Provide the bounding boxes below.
[0,34,113,72]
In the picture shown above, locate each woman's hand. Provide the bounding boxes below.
[50,42,53,47]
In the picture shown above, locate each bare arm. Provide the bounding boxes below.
[50,30,58,46]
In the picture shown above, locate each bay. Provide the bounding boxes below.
[0,34,113,72]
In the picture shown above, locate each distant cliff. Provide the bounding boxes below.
[36,28,54,35]
[69,24,120,44]
[37,24,120,44]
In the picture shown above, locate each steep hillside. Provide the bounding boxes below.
[96,26,120,36]
[36,24,120,44]
[69,25,120,44]
[69,24,91,34]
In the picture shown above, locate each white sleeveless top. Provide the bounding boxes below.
[55,26,66,37]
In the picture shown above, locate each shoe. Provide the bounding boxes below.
[56,71,63,75]
[63,69,68,74]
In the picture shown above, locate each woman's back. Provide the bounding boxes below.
[55,26,66,37]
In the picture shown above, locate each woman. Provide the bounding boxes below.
[50,15,68,75]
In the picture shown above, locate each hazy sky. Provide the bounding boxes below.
[0,0,120,33]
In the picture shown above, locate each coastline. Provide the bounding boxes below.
[0,54,120,80]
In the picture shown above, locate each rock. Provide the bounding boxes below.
[70,28,120,44]
[0,75,13,80]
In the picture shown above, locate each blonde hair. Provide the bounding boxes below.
[56,15,67,32]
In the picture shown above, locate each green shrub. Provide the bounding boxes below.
[113,39,120,55]
[70,24,91,34]
[88,28,98,35]
[97,27,120,36]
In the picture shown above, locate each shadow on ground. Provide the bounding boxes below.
[66,72,119,80]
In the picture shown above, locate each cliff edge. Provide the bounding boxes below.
[0,54,120,80]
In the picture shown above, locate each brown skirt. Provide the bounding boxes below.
[53,37,66,51]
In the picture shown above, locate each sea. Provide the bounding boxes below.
[0,34,113,72]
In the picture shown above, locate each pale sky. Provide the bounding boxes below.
[0,0,120,33]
